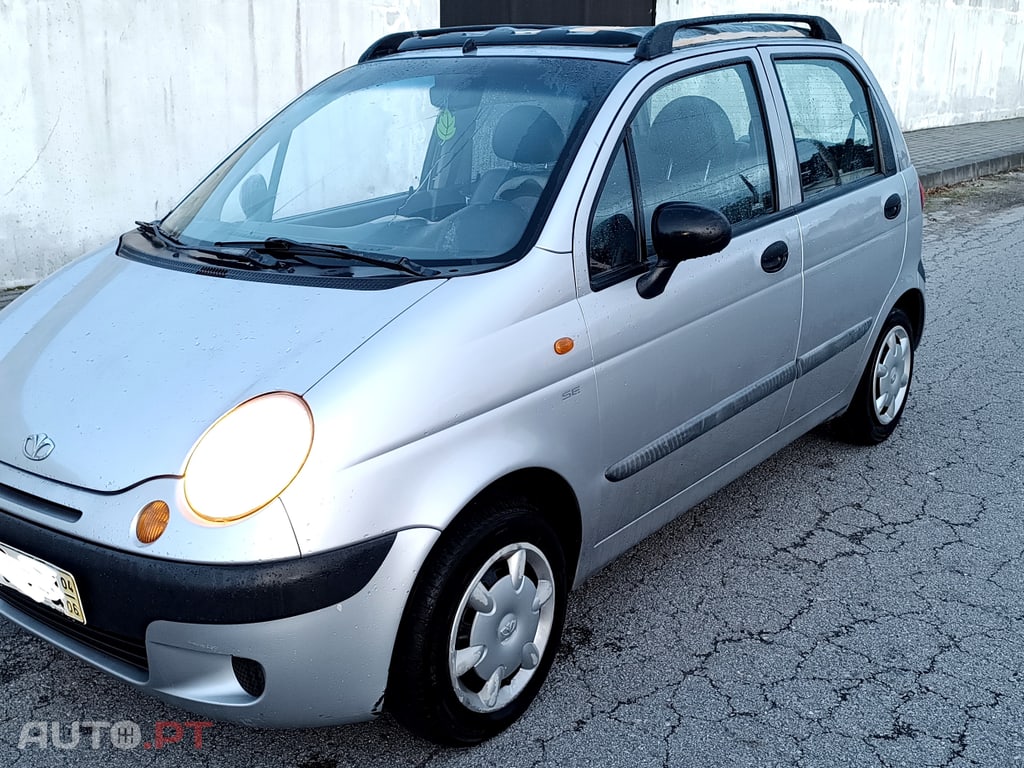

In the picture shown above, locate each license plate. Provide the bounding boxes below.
[0,541,86,624]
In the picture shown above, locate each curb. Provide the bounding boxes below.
[917,151,1024,190]
[0,289,28,312]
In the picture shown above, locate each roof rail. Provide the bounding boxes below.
[359,24,556,63]
[635,14,842,60]
[358,15,842,64]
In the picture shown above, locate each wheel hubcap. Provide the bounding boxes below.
[871,325,912,425]
[448,542,555,713]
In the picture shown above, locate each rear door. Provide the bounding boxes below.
[760,48,910,425]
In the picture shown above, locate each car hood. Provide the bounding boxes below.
[0,244,442,491]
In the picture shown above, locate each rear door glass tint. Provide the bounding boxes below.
[775,58,880,197]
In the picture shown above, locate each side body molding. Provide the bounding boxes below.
[606,318,873,482]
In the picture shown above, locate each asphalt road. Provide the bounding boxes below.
[2,172,1023,767]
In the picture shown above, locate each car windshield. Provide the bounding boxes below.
[162,56,623,271]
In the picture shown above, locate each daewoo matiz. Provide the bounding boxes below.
[0,14,924,744]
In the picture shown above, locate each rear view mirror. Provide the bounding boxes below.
[239,174,272,221]
[429,76,482,109]
[637,202,732,299]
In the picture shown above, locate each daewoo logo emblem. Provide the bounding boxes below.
[23,433,55,461]
[499,616,518,639]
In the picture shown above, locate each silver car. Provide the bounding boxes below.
[0,14,924,745]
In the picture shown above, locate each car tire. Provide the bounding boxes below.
[386,497,568,745]
[833,307,915,445]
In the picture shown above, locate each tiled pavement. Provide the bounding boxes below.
[1,117,1021,308]
[904,116,1024,190]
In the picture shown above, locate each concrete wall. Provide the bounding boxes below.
[2,0,1021,286]
[0,0,439,288]
[657,0,1024,132]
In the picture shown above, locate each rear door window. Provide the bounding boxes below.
[774,58,880,197]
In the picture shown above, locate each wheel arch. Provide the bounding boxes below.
[453,467,584,584]
[384,467,581,741]
[893,288,925,347]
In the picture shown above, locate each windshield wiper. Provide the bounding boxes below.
[214,237,441,277]
[135,220,288,270]
[135,220,183,249]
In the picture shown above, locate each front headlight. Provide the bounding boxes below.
[183,392,314,523]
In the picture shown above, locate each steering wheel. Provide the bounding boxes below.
[809,139,841,185]
[494,173,548,202]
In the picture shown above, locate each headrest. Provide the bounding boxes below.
[492,105,565,164]
[650,96,735,162]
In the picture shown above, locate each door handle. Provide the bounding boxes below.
[760,240,789,273]
[884,193,902,219]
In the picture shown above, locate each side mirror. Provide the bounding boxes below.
[637,202,732,299]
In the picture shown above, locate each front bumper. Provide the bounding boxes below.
[0,514,440,727]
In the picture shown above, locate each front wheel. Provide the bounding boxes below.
[387,499,568,745]
[833,307,915,444]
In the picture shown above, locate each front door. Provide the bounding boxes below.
[576,56,803,543]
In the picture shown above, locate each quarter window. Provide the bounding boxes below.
[775,58,880,197]
[588,140,642,283]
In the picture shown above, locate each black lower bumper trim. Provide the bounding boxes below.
[0,508,395,641]
[0,585,149,671]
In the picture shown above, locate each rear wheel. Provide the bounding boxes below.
[833,308,915,444]
[387,499,567,745]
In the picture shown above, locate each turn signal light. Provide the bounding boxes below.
[136,500,170,544]
[554,337,574,355]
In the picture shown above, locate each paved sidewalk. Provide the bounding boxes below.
[905,116,1024,189]
[0,288,26,311]
[0,117,1020,309]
